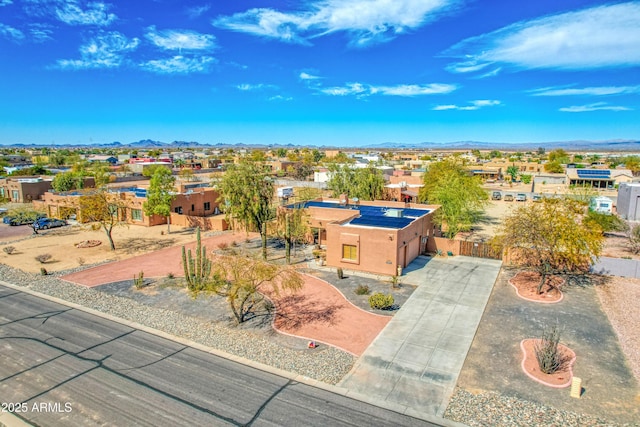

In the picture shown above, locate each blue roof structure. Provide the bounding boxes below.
[576,170,611,179]
[293,200,431,229]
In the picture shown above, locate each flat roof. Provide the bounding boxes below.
[294,201,431,230]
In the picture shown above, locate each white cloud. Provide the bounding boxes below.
[186,5,211,19]
[446,2,640,73]
[319,82,457,97]
[559,102,632,113]
[145,27,217,52]
[0,23,25,41]
[55,32,139,70]
[236,83,278,91]
[29,23,54,43]
[56,1,116,26]
[433,99,501,110]
[268,95,293,102]
[0,0,13,6]
[299,71,321,80]
[140,55,217,74]
[213,0,460,46]
[530,85,640,97]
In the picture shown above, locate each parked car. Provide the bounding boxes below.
[515,193,527,202]
[532,194,543,202]
[5,213,46,226]
[33,218,67,230]
[503,193,514,201]
[491,191,502,200]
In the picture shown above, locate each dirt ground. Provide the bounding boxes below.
[0,222,213,274]
[456,268,640,424]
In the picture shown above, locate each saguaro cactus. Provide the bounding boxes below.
[182,228,212,292]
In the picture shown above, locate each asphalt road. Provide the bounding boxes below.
[0,285,439,427]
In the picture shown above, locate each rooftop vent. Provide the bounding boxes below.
[384,209,404,218]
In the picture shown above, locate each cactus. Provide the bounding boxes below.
[337,267,344,279]
[133,271,145,289]
[182,227,212,293]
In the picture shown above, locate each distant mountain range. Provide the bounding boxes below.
[3,139,640,151]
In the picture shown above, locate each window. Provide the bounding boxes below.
[342,244,357,261]
[12,190,19,201]
[175,206,183,214]
[204,202,211,211]
[131,209,143,221]
[191,204,195,212]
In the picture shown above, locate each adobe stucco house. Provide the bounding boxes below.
[294,198,439,276]
[36,185,227,231]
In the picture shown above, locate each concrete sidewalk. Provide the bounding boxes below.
[339,256,502,417]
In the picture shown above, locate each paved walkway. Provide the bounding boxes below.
[591,256,640,278]
[339,256,502,417]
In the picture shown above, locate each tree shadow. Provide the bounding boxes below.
[273,293,342,329]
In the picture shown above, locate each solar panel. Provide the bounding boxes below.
[348,216,413,229]
[576,170,611,178]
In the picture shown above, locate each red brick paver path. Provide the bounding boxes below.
[62,232,389,356]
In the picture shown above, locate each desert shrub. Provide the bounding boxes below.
[337,267,344,279]
[3,246,16,255]
[231,240,238,247]
[167,272,175,279]
[35,253,52,264]
[629,225,640,254]
[77,257,85,266]
[133,271,145,289]
[535,324,563,374]
[217,242,229,250]
[40,267,48,276]
[355,284,370,295]
[368,292,394,310]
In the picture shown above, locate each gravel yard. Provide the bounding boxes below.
[595,276,640,383]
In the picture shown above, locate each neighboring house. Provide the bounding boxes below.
[87,155,118,165]
[0,176,53,203]
[565,168,633,189]
[616,183,640,220]
[289,197,439,276]
[128,160,172,175]
[37,185,226,230]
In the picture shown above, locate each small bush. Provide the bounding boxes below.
[355,284,370,295]
[217,242,229,250]
[40,267,48,276]
[77,257,85,266]
[231,240,238,247]
[3,246,16,255]
[167,272,175,279]
[369,292,394,310]
[337,267,344,279]
[535,324,563,374]
[133,271,145,289]
[35,253,52,264]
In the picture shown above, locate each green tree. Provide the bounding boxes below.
[9,165,50,176]
[419,159,488,238]
[78,190,125,250]
[217,161,275,260]
[143,167,176,234]
[496,197,603,293]
[208,254,303,324]
[506,165,519,181]
[544,161,564,173]
[52,171,84,192]
[548,149,569,164]
[272,207,310,264]
[275,148,287,158]
[623,156,640,176]
[327,165,385,201]
[585,211,628,234]
[520,174,532,184]
[142,164,170,178]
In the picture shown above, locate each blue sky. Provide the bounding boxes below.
[1,0,639,146]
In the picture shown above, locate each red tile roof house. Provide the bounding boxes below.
[290,196,439,277]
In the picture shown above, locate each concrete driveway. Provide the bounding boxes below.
[340,256,502,418]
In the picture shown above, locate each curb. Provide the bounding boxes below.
[0,281,466,427]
